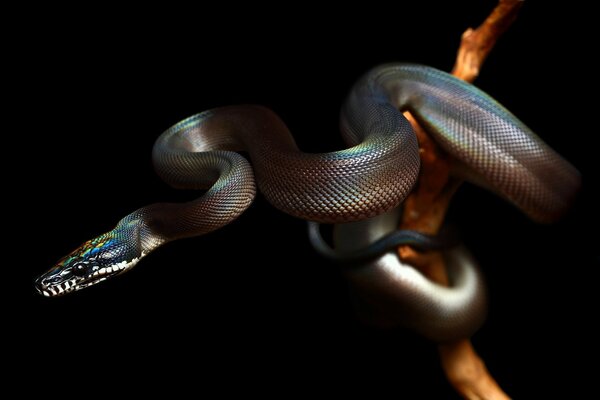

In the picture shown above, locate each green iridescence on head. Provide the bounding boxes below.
[59,234,117,267]
[35,223,144,297]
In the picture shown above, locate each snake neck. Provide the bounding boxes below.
[115,206,172,258]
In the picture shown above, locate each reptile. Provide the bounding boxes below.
[35,64,579,341]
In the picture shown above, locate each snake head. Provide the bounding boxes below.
[35,230,143,297]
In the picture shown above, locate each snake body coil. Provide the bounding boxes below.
[35,64,580,341]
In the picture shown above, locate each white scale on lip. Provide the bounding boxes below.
[90,256,140,278]
[44,253,145,297]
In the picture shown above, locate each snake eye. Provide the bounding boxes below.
[72,263,87,277]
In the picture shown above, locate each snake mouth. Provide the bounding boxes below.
[37,276,119,297]
[35,261,133,297]
[36,278,82,297]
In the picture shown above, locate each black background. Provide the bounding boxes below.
[23,1,596,397]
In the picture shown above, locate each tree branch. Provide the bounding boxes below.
[397,1,524,398]
[452,0,524,82]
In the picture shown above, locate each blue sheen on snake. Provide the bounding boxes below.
[35,64,579,342]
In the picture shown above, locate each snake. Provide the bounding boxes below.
[35,64,580,341]
[307,221,460,264]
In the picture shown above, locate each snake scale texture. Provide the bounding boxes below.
[35,64,580,342]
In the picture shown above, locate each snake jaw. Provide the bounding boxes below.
[35,256,142,297]
[35,230,144,297]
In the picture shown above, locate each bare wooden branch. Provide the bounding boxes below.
[439,341,510,400]
[452,0,524,81]
[397,0,525,398]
